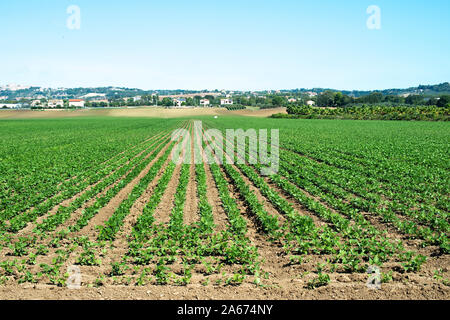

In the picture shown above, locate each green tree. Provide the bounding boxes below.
[405,95,424,105]
[161,97,173,107]
[272,96,284,107]
[316,91,335,107]
[186,97,195,106]
[361,92,383,104]
[437,95,450,108]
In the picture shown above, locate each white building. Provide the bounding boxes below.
[306,100,316,106]
[220,99,233,105]
[173,98,186,107]
[31,100,42,107]
[69,99,85,108]
[48,99,64,108]
[200,99,210,106]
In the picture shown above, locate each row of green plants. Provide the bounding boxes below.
[0,118,176,218]
[0,125,185,286]
[97,143,175,241]
[279,149,449,235]
[276,105,450,121]
[283,137,447,199]
[4,133,171,234]
[279,139,449,235]
[203,121,431,275]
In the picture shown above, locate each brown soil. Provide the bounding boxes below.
[183,126,199,225]
[0,281,448,300]
[0,107,286,120]
[152,164,181,225]
[204,162,229,232]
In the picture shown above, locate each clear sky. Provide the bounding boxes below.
[0,0,449,91]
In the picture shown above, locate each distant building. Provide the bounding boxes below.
[200,99,210,106]
[48,99,64,108]
[133,96,142,102]
[306,100,315,106]
[31,100,42,107]
[220,99,233,106]
[288,98,297,103]
[69,99,85,108]
[174,98,186,107]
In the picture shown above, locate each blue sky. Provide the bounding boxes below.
[0,0,449,90]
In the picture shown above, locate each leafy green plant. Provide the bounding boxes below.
[307,273,330,289]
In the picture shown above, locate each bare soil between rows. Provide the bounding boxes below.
[1,281,448,300]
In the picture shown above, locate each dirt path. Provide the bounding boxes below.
[204,162,229,232]
[153,122,193,225]
[183,125,198,225]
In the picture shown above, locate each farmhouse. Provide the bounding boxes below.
[31,100,42,107]
[200,99,210,106]
[174,98,186,107]
[69,99,85,108]
[48,99,64,108]
[220,99,233,105]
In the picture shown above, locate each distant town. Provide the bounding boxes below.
[0,82,449,110]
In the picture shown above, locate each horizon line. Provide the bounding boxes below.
[1,81,449,93]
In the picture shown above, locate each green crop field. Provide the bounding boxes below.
[0,116,448,299]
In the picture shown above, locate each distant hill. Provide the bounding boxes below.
[0,83,449,100]
[289,82,450,97]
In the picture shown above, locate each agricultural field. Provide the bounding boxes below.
[0,116,448,300]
